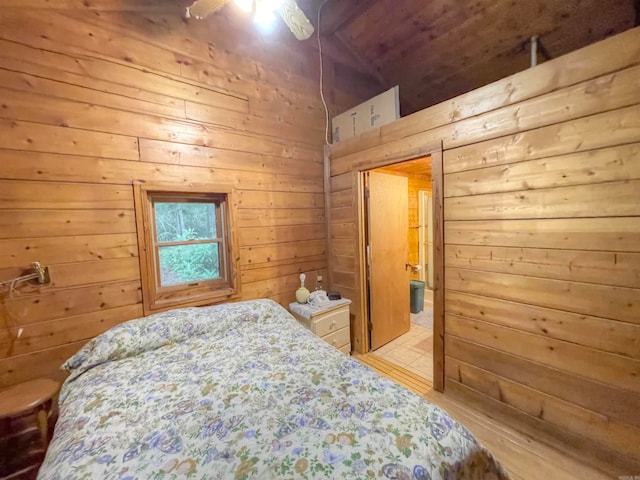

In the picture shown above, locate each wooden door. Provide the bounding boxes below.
[366,171,410,350]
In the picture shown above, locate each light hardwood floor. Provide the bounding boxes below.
[354,354,612,480]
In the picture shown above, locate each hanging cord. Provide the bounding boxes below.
[0,262,49,298]
[317,0,331,146]
[1,274,35,298]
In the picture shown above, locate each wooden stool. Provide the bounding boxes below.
[0,379,60,480]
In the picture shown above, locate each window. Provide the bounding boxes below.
[133,183,240,315]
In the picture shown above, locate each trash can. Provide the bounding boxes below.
[410,280,426,314]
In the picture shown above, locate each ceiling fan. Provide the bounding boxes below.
[186,0,315,40]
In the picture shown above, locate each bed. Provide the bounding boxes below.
[38,299,508,480]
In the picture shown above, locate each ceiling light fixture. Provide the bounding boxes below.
[186,0,314,40]
[254,4,277,27]
[231,0,284,27]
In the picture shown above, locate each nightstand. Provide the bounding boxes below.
[289,299,351,354]
[0,378,60,480]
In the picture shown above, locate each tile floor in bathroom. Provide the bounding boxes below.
[372,313,434,383]
[371,289,435,383]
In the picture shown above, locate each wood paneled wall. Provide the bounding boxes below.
[328,27,640,473]
[0,6,374,388]
[407,176,431,280]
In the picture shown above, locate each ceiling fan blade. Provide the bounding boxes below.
[277,0,315,41]
[188,0,230,19]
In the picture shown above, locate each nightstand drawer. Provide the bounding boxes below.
[288,299,351,353]
[323,325,350,350]
[312,306,349,337]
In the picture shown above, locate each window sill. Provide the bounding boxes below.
[144,287,241,315]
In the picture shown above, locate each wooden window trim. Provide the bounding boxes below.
[133,182,241,315]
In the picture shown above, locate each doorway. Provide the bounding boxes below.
[363,155,435,383]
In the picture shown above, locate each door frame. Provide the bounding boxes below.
[418,190,434,288]
[354,141,445,391]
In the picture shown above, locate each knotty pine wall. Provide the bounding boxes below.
[407,176,431,281]
[328,28,640,472]
[0,5,377,388]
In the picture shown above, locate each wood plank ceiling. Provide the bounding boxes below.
[376,157,432,178]
[35,1,637,117]
[301,0,637,115]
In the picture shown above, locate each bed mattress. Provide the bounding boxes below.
[38,299,508,480]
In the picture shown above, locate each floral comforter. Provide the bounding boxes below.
[39,299,508,480]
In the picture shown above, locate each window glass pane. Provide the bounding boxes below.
[154,202,217,242]
[158,243,220,286]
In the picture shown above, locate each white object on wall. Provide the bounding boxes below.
[331,86,400,143]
